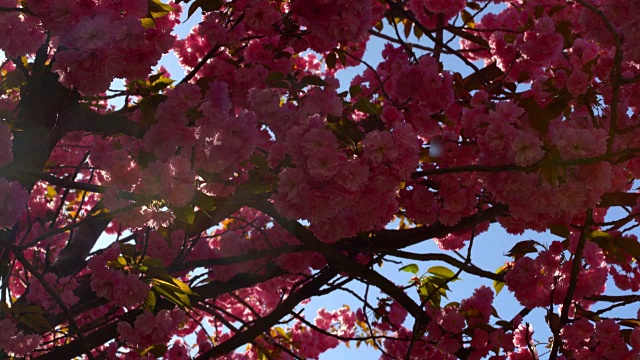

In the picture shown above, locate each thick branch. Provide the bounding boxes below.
[412,146,640,178]
[50,201,112,277]
[60,104,144,138]
[386,250,504,281]
[369,204,508,250]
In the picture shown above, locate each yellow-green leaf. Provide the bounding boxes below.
[399,263,419,274]
[427,266,455,279]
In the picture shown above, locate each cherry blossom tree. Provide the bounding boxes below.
[1,0,640,358]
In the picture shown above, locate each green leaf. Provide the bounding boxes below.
[621,329,634,345]
[265,71,285,84]
[148,72,165,84]
[153,283,192,310]
[141,257,164,268]
[326,52,337,69]
[174,206,196,225]
[18,312,51,332]
[0,66,27,92]
[337,51,347,66]
[462,63,504,91]
[555,20,574,47]
[120,243,137,258]
[151,77,174,92]
[353,98,381,115]
[615,237,640,260]
[461,10,475,28]
[403,20,412,38]
[185,0,223,20]
[591,230,611,241]
[169,278,195,295]
[20,305,46,314]
[140,344,168,357]
[427,266,456,279]
[45,185,57,199]
[143,290,156,310]
[148,0,174,18]
[273,326,289,339]
[493,264,509,295]
[349,85,362,98]
[399,263,419,274]
[300,75,327,86]
[467,2,482,11]
[620,319,640,328]
[194,192,217,211]
[520,94,570,134]
[418,282,441,308]
[144,265,172,282]
[505,240,539,259]
[413,25,423,40]
[428,276,452,291]
[496,320,514,330]
[153,278,194,295]
[491,306,500,319]
[137,94,167,130]
[269,80,290,89]
[444,301,460,308]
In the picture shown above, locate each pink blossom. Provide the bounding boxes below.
[513,323,534,348]
[363,130,399,163]
[118,309,185,348]
[567,70,590,97]
[508,131,544,166]
[306,147,346,180]
[0,179,28,229]
[0,318,41,357]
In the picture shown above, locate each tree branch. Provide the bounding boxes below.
[194,267,338,360]
[252,200,433,353]
[368,204,508,250]
[385,250,504,281]
[549,208,593,360]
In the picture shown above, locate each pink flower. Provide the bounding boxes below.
[118,309,184,348]
[560,318,594,349]
[302,128,339,155]
[566,70,589,97]
[508,131,544,166]
[388,301,408,327]
[363,130,399,163]
[0,318,41,357]
[461,286,494,324]
[513,323,534,348]
[306,147,346,180]
[26,273,79,313]
[0,178,28,229]
[90,267,149,308]
[243,1,281,32]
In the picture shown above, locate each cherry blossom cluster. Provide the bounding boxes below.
[12,0,180,93]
